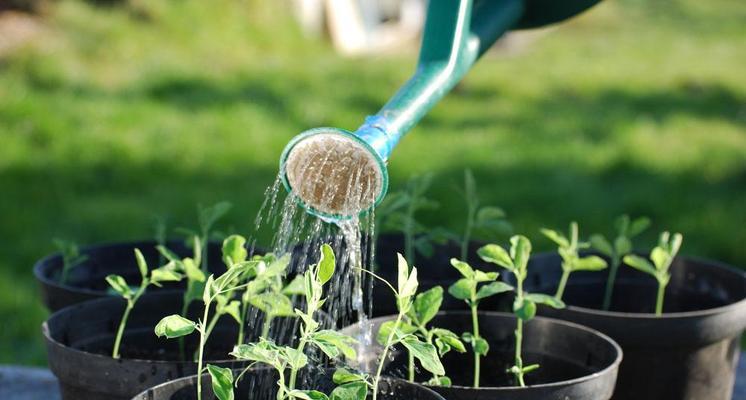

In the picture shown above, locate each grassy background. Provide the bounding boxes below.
[1,0,744,366]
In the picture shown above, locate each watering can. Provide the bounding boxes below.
[280,0,601,220]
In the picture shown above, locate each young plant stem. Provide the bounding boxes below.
[461,206,476,262]
[408,352,415,382]
[112,285,146,359]
[470,302,481,388]
[601,256,620,311]
[237,301,249,346]
[513,276,526,387]
[196,300,211,400]
[288,336,309,391]
[655,281,666,316]
[373,312,405,400]
[261,315,274,339]
[554,269,570,301]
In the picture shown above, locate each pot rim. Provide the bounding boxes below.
[42,292,243,366]
[349,310,623,391]
[529,253,746,320]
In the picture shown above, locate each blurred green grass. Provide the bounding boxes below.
[1,0,744,365]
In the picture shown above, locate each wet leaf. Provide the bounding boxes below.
[318,244,336,285]
[154,314,196,338]
[207,364,234,400]
[447,279,472,301]
[449,258,475,278]
[401,336,445,376]
[222,235,247,266]
[134,249,148,279]
[412,286,443,326]
[477,244,513,271]
[476,281,513,300]
[105,274,133,299]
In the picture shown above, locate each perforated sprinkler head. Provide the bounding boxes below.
[279,127,389,221]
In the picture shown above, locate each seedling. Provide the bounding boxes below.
[107,249,183,359]
[478,236,565,387]
[176,201,233,273]
[541,222,608,301]
[367,254,445,400]
[400,286,466,386]
[53,239,88,285]
[590,215,650,310]
[375,174,439,265]
[447,256,513,387]
[231,244,365,400]
[154,237,259,400]
[459,169,511,261]
[623,231,683,316]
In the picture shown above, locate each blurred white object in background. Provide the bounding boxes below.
[292,0,425,56]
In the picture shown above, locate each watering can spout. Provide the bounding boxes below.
[280,0,602,220]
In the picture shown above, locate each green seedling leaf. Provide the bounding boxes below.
[333,368,366,384]
[182,257,206,282]
[203,275,215,303]
[265,253,291,277]
[510,235,532,272]
[400,266,419,299]
[250,293,294,317]
[184,279,206,305]
[572,255,608,272]
[589,234,613,257]
[473,270,499,283]
[222,300,242,323]
[376,320,416,345]
[222,235,247,266]
[629,217,651,237]
[447,279,472,301]
[449,258,475,278]
[476,281,514,300]
[150,267,183,286]
[206,364,234,400]
[318,244,336,285]
[330,382,367,400]
[522,364,540,374]
[134,249,148,279]
[540,229,569,248]
[476,206,505,222]
[525,293,565,309]
[514,298,537,321]
[154,314,197,338]
[614,236,632,256]
[401,336,445,376]
[623,255,657,276]
[105,274,133,299]
[412,286,443,326]
[290,390,329,400]
[230,341,282,366]
[651,247,668,271]
[432,328,466,353]
[426,376,452,387]
[311,330,358,360]
[284,347,308,370]
[282,275,306,296]
[477,244,514,271]
[472,337,489,356]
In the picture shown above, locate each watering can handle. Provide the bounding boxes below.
[355,0,524,161]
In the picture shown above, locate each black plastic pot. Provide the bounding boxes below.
[132,367,446,400]
[34,240,253,312]
[520,253,746,400]
[43,292,315,400]
[372,233,511,316]
[342,311,622,400]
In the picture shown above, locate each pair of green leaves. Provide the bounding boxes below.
[624,232,683,284]
[447,258,513,307]
[406,285,466,360]
[106,249,183,300]
[375,322,445,377]
[279,369,369,400]
[590,215,650,260]
[542,222,608,273]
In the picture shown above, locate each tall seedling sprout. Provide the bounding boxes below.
[53,239,88,285]
[590,215,650,310]
[231,244,367,400]
[364,254,445,400]
[541,222,608,301]
[623,231,683,316]
[399,286,466,385]
[175,201,233,273]
[107,249,183,359]
[478,236,565,387]
[459,169,511,261]
[447,255,513,387]
[375,174,439,265]
[154,237,258,400]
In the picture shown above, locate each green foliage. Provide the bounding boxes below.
[478,236,565,387]
[623,231,683,315]
[206,364,234,400]
[53,239,88,285]
[447,254,513,387]
[108,248,183,359]
[541,222,608,301]
[591,215,651,310]
[459,169,512,261]
[231,244,364,400]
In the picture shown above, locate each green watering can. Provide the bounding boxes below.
[280,0,601,220]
